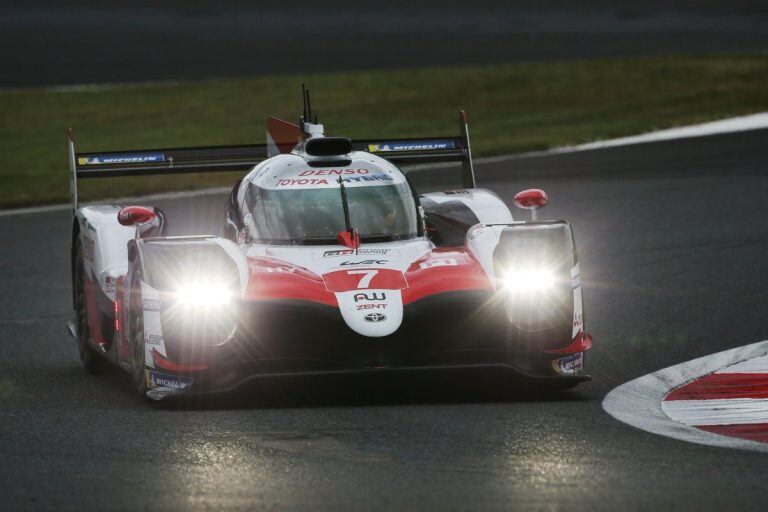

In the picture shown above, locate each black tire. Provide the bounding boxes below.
[73,236,110,374]
[128,267,148,396]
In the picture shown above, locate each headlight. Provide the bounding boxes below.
[502,268,555,292]
[176,281,232,307]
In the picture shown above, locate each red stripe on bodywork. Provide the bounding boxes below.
[402,249,492,304]
[152,349,208,372]
[244,249,493,307]
[696,423,768,444]
[544,332,592,355]
[245,257,337,306]
[665,373,768,401]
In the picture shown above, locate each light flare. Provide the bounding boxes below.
[176,281,232,307]
[502,268,555,292]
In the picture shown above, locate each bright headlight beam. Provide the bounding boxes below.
[502,268,555,292]
[176,282,231,307]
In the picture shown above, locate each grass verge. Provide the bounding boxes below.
[1,53,767,208]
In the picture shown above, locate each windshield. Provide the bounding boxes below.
[244,182,420,244]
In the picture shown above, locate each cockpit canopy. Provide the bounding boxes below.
[241,153,420,245]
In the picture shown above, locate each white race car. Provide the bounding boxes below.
[68,88,591,399]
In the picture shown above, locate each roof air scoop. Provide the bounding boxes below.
[305,137,352,157]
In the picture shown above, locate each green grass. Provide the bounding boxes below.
[2,53,767,208]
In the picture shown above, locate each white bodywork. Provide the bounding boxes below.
[76,205,134,302]
[75,145,583,366]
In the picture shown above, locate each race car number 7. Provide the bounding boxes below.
[322,268,408,292]
[347,269,378,289]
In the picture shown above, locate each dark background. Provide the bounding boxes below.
[2,0,767,87]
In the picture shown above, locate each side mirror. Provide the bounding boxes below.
[513,189,548,222]
[117,206,157,226]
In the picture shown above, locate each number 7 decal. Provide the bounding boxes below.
[323,268,408,292]
[347,269,378,289]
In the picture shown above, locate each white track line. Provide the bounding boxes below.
[0,187,231,218]
[717,355,768,374]
[2,111,767,218]
[662,399,768,426]
[602,339,768,452]
[542,112,768,153]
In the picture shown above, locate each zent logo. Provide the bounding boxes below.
[364,313,387,322]
[357,303,387,310]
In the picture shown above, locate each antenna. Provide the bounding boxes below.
[300,84,322,136]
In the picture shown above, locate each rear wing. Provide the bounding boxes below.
[67,110,475,212]
[67,129,269,212]
[354,111,475,189]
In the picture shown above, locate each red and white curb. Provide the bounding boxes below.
[603,340,768,452]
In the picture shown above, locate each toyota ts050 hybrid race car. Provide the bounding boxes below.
[67,89,592,400]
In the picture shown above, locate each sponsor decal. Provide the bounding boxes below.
[298,169,370,176]
[572,274,582,289]
[276,178,330,186]
[83,236,95,262]
[367,140,455,152]
[357,303,387,310]
[353,292,386,302]
[142,298,161,311]
[78,152,165,165]
[364,312,387,322]
[265,266,297,273]
[552,352,584,375]
[467,228,484,241]
[419,258,458,269]
[322,248,396,258]
[104,277,116,297]
[145,369,193,391]
[274,174,392,187]
[144,334,163,346]
[340,259,388,266]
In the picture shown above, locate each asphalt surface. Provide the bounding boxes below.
[1,129,768,510]
[2,0,768,87]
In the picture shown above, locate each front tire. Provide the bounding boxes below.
[73,236,110,374]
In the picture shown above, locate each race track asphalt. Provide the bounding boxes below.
[1,129,768,510]
[2,0,767,87]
